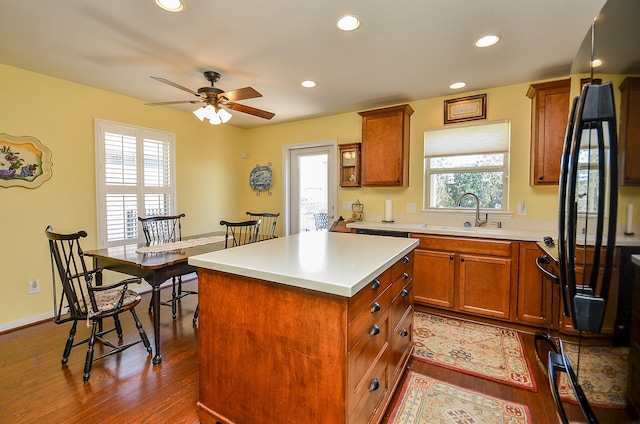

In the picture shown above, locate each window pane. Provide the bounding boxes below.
[105,194,138,242]
[105,132,137,186]
[430,153,504,169]
[144,194,173,217]
[143,138,171,187]
[430,171,504,209]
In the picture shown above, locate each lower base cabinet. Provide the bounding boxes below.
[197,252,414,424]
[411,234,516,321]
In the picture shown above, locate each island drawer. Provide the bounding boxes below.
[348,286,392,349]
[348,268,392,323]
[390,307,413,382]
[349,347,389,424]
[391,251,414,283]
[391,280,413,332]
[349,313,390,390]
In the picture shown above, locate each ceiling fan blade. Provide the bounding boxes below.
[219,87,262,102]
[145,100,202,106]
[226,102,275,120]
[150,76,201,97]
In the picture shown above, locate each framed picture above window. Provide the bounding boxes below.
[444,94,487,124]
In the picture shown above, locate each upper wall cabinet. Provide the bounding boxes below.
[619,76,640,186]
[358,104,413,187]
[526,79,571,185]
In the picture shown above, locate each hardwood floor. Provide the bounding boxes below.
[0,279,637,423]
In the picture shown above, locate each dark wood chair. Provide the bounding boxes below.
[45,226,152,382]
[193,219,262,323]
[220,219,262,248]
[246,212,279,240]
[138,214,197,320]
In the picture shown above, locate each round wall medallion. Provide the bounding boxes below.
[249,163,273,196]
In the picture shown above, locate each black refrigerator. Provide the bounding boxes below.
[536,81,619,424]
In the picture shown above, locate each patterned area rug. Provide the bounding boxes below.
[388,371,532,424]
[412,312,537,391]
[559,342,629,408]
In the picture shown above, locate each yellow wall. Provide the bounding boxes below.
[1,63,638,329]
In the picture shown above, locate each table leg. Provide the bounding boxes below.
[151,284,162,365]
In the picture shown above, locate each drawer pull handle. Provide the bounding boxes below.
[402,272,409,280]
[371,279,381,290]
[401,329,409,337]
[403,256,410,264]
[369,378,380,392]
[460,257,465,262]
[401,288,409,297]
[369,324,380,337]
[449,255,454,260]
[371,302,381,313]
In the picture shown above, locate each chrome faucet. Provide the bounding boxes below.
[455,192,488,227]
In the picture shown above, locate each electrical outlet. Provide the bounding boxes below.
[29,279,40,294]
[342,201,353,211]
[518,201,527,216]
[406,203,417,213]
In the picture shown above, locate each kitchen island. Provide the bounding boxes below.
[188,231,418,424]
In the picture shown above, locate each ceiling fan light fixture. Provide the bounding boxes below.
[218,108,232,123]
[475,34,500,48]
[337,15,360,31]
[155,0,184,12]
[301,80,316,88]
[193,105,208,121]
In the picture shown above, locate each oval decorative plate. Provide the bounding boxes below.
[249,163,273,195]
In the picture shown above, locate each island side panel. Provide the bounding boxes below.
[198,269,349,424]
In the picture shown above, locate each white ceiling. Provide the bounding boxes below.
[0,0,608,128]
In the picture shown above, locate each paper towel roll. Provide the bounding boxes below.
[626,203,633,234]
[384,200,393,222]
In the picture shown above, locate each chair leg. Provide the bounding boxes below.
[113,315,123,339]
[131,309,152,353]
[171,277,178,319]
[193,304,198,324]
[62,321,78,365]
[83,321,98,382]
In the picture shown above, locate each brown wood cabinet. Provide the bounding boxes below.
[197,252,414,424]
[619,76,640,186]
[359,104,413,187]
[516,242,554,327]
[339,142,361,187]
[527,79,571,185]
[528,243,620,335]
[411,234,516,321]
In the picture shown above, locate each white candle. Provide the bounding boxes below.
[626,203,633,234]
[384,199,393,222]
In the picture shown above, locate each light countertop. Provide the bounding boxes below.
[633,255,640,267]
[188,231,418,297]
[346,220,640,246]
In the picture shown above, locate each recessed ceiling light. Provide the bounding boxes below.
[475,35,500,48]
[450,82,466,89]
[337,15,360,31]
[155,0,184,12]
[591,59,603,68]
[301,80,317,88]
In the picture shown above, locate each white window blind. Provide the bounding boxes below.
[424,121,510,157]
[96,119,176,248]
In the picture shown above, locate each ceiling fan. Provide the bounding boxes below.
[145,71,275,122]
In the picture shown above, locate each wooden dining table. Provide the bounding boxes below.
[84,232,226,365]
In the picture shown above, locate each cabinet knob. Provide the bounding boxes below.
[403,255,410,264]
[370,279,381,290]
[539,175,544,180]
[369,324,380,337]
[449,255,454,260]
[401,328,409,337]
[460,257,465,262]
[369,378,380,392]
[371,301,381,313]
[401,288,409,297]
[402,272,409,280]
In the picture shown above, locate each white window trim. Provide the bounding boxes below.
[423,120,510,211]
[95,119,177,248]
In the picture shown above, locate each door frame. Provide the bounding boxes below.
[282,140,338,236]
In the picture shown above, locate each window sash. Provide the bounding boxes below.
[96,119,176,248]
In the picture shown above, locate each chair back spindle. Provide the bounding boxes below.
[220,219,262,248]
[138,213,185,244]
[246,212,279,240]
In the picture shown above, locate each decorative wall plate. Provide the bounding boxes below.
[0,133,52,188]
[249,162,273,196]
